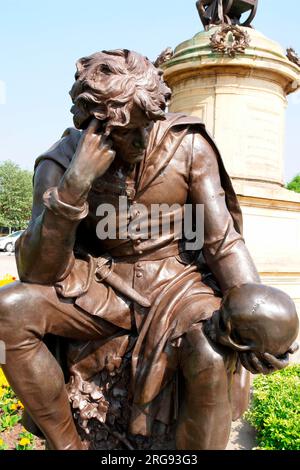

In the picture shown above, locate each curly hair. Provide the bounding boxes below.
[69,49,172,133]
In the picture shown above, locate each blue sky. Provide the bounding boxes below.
[0,0,299,181]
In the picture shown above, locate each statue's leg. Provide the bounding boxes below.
[176,322,236,450]
[0,281,119,450]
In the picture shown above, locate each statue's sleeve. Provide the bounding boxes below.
[15,131,84,285]
[188,132,260,293]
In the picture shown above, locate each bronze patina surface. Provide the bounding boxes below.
[0,48,298,450]
[196,0,258,29]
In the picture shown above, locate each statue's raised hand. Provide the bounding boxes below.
[70,119,115,184]
[58,119,115,205]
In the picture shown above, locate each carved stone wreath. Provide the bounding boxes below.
[210,25,250,58]
[153,47,174,68]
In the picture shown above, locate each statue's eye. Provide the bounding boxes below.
[100,64,112,75]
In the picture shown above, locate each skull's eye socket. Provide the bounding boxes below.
[218,315,227,333]
[231,330,244,345]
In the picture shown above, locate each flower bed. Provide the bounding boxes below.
[0,275,16,288]
[0,368,35,450]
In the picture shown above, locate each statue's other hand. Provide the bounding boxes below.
[239,350,292,375]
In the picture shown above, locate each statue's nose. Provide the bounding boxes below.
[133,129,148,150]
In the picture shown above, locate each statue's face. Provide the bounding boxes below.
[109,106,154,164]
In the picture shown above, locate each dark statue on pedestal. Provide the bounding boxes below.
[196,0,258,29]
[287,47,300,68]
[0,48,298,450]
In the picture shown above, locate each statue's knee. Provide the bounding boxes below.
[181,323,227,380]
[0,282,33,334]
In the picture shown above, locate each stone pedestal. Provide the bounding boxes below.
[163,27,300,345]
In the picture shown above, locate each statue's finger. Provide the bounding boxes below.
[239,353,258,375]
[251,354,275,375]
[248,353,265,374]
[249,353,273,375]
[263,353,289,370]
[86,118,101,135]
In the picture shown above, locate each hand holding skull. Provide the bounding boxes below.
[205,283,299,374]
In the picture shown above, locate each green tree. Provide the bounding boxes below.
[0,160,33,230]
[287,174,300,194]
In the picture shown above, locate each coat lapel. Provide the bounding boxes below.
[136,113,189,195]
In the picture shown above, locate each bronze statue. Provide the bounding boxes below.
[196,0,258,30]
[287,47,300,68]
[153,47,174,68]
[0,49,298,450]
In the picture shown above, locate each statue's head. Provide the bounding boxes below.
[70,49,171,134]
[215,284,299,357]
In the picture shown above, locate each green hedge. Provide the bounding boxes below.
[287,174,300,194]
[245,365,300,450]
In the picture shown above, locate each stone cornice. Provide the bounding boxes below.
[238,194,300,212]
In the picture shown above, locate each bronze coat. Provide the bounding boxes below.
[18,113,257,434]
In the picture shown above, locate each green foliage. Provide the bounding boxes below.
[0,386,21,431]
[245,365,300,450]
[15,431,34,450]
[287,174,300,194]
[0,160,33,229]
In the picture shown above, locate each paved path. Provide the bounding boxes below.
[227,418,256,450]
[0,253,18,278]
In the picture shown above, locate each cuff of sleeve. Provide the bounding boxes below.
[43,187,89,221]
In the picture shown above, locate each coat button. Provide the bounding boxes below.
[136,272,143,278]
[136,263,142,268]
